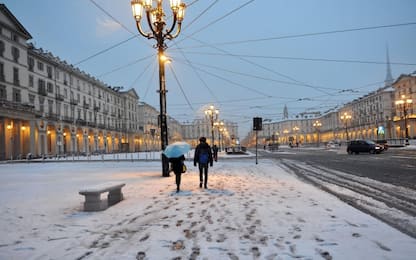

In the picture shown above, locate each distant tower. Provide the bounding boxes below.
[384,45,394,87]
[283,105,288,119]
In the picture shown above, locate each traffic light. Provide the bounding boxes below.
[253,117,262,131]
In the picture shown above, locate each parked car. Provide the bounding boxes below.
[374,139,389,151]
[347,140,384,154]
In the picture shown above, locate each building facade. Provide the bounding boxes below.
[244,77,415,147]
[0,4,141,159]
[392,73,416,140]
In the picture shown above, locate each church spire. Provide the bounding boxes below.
[283,105,288,119]
[384,45,394,87]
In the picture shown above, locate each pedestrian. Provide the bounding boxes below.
[169,154,186,193]
[212,144,219,162]
[194,137,213,189]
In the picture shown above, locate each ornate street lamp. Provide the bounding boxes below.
[283,129,289,144]
[131,0,186,177]
[313,120,322,147]
[395,95,413,144]
[7,123,13,160]
[205,105,219,145]
[340,112,352,141]
[292,126,299,146]
[214,120,224,151]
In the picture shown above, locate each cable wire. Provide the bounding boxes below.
[177,51,416,66]
[98,54,154,78]
[177,0,256,44]
[167,65,195,111]
[200,21,416,46]
[183,0,219,30]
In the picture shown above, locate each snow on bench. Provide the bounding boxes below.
[79,182,125,211]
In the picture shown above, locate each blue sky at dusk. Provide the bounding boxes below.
[4,0,416,138]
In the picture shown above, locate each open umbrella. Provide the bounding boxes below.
[163,141,191,158]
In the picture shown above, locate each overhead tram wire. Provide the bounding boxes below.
[142,61,158,100]
[167,66,195,112]
[176,0,256,45]
[169,0,224,104]
[169,48,220,104]
[183,35,335,95]
[89,0,136,35]
[74,36,137,66]
[128,58,155,89]
[176,51,416,66]
[186,21,416,47]
[176,58,342,92]
[174,52,220,104]
[74,0,152,66]
[183,0,219,30]
[97,54,154,78]
[176,60,273,98]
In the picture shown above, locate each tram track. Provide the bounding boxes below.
[278,158,416,238]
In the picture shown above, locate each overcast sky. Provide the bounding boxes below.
[4,0,416,138]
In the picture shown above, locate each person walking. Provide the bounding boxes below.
[212,144,219,162]
[169,154,186,193]
[194,137,213,189]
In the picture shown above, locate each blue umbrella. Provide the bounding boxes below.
[163,141,191,158]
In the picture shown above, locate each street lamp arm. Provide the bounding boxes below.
[134,20,154,39]
[166,21,182,40]
[165,13,178,38]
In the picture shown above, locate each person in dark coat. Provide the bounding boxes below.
[169,154,185,192]
[194,137,213,189]
[212,144,219,162]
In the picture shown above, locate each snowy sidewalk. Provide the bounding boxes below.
[0,159,415,259]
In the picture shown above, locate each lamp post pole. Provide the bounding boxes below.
[7,123,13,160]
[313,120,322,147]
[395,95,413,145]
[205,105,219,145]
[131,0,186,177]
[340,112,352,141]
[292,126,299,147]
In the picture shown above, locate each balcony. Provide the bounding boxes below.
[45,112,59,121]
[83,102,90,109]
[0,100,35,113]
[62,116,74,123]
[70,98,79,105]
[87,121,96,128]
[38,87,47,96]
[55,93,65,101]
[76,119,87,126]
[94,106,100,112]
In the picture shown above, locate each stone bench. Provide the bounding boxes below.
[79,182,126,211]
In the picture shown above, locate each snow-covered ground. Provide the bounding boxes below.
[0,154,415,259]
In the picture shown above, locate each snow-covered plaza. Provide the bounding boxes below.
[0,154,415,259]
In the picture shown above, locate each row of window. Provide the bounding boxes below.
[28,55,124,104]
[0,40,20,62]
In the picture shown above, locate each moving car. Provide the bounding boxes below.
[374,139,389,151]
[347,140,384,154]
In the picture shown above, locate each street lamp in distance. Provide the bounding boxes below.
[340,112,352,141]
[395,95,413,145]
[205,105,219,145]
[313,120,322,147]
[131,0,187,177]
[292,126,299,147]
